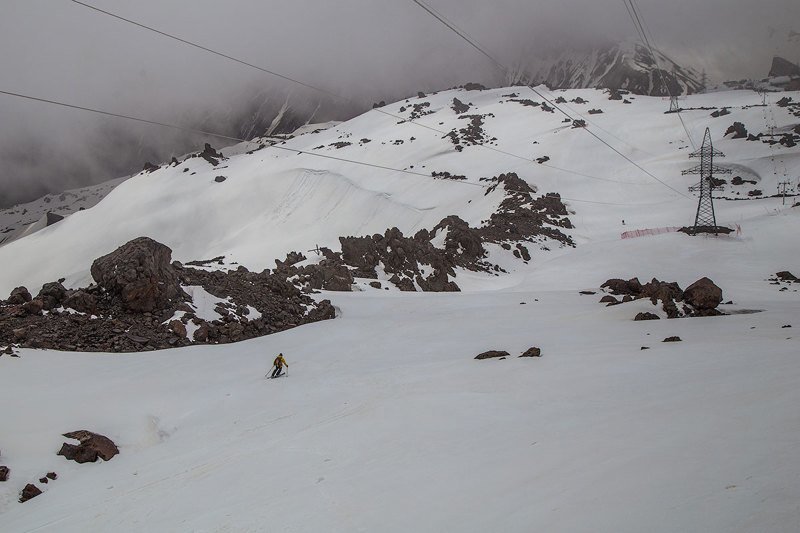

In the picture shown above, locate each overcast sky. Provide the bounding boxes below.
[1,0,798,207]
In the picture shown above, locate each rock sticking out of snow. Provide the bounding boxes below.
[58,430,119,464]
[475,350,510,360]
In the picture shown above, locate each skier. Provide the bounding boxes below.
[271,353,288,378]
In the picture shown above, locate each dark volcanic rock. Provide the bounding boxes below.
[634,312,660,321]
[663,336,682,342]
[22,299,44,316]
[62,291,97,315]
[169,319,187,338]
[776,271,798,282]
[475,350,510,360]
[19,483,42,503]
[8,286,32,305]
[199,143,222,166]
[601,278,643,296]
[683,277,722,310]
[520,347,542,357]
[58,430,119,463]
[451,98,470,114]
[0,465,8,481]
[91,237,183,313]
[1,239,336,353]
[37,282,67,310]
[725,122,748,139]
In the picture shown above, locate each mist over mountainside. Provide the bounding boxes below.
[0,85,351,209]
[2,0,799,209]
[525,41,704,95]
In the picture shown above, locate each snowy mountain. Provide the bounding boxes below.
[0,176,129,247]
[526,41,704,96]
[1,84,799,531]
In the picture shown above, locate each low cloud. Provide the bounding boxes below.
[1,0,797,206]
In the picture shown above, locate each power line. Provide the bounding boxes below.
[621,0,697,150]
[410,0,506,73]
[409,0,691,200]
[0,88,644,206]
[69,0,641,189]
[70,0,336,97]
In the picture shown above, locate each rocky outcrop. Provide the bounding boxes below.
[198,143,222,166]
[19,483,41,503]
[268,172,572,293]
[520,347,542,357]
[90,237,183,313]
[8,287,31,305]
[37,282,67,310]
[0,238,336,353]
[57,430,119,463]
[725,122,748,139]
[62,291,97,315]
[475,350,509,360]
[601,276,723,319]
[683,277,723,316]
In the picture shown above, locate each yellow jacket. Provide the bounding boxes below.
[274,354,288,368]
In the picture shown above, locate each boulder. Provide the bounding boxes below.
[475,350,510,360]
[19,483,42,503]
[601,278,642,296]
[641,278,683,304]
[663,336,682,342]
[57,430,119,463]
[37,282,67,310]
[776,271,798,282]
[725,122,748,139]
[193,322,209,342]
[22,299,44,315]
[7,286,32,304]
[0,465,8,481]
[520,347,542,358]
[63,291,97,315]
[90,237,183,312]
[46,472,57,480]
[683,277,722,310]
[634,312,660,321]
[169,320,187,338]
[599,295,619,304]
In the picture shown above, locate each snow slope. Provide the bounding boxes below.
[0,86,797,294]
[0,176,128,247]
[1,85,799,532]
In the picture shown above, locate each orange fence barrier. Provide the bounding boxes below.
[621,227,681,239]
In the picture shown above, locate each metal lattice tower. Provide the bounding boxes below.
[681,128,731,234]
[669,95,680,113]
